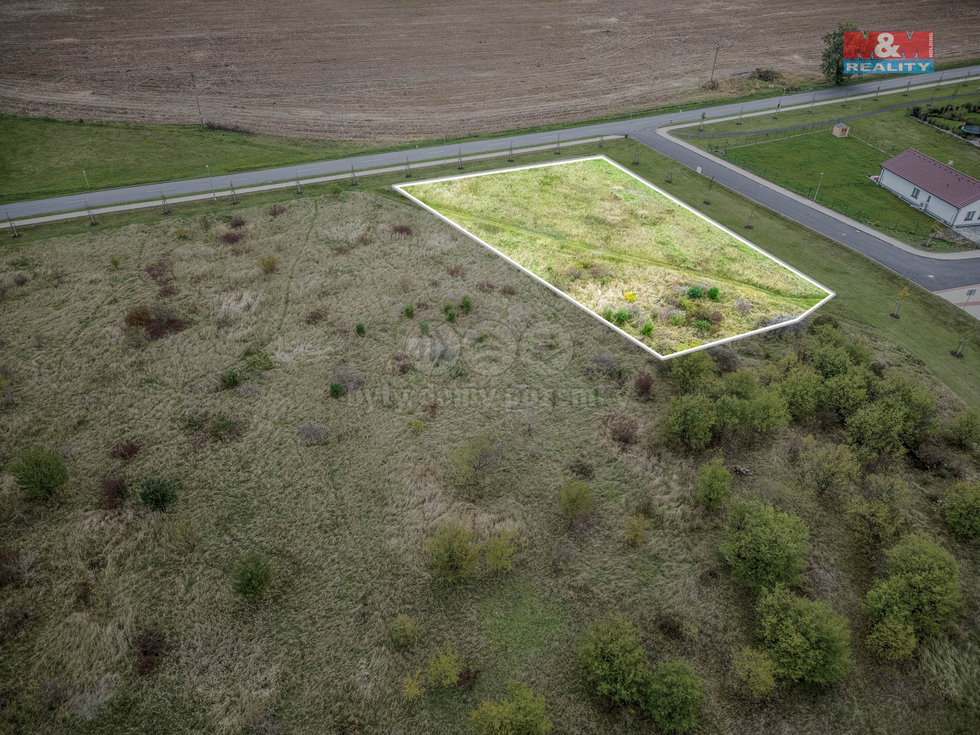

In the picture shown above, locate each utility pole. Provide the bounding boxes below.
[294,170,302,195]
[813,172,824,202]
[405,157,412,178]
[809,93,815,113]
[205,164,216,201]
[349,164,358,187]
[82,169,89,188]
[6,210,19,238]
[84,199,97,226]
[708,41,733,87]
[736,106,743,125]
[160,193,171,215]
[230,180,238,205]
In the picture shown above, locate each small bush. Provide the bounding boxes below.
[577,614,650,706]
[444,302,457,322]
[693,319,711,333]
[484,530,518,573]
[732,646,776,700]
[863,534,962,661]
[297,422,329,446]
[720,499,810,588]
[98,475,129,509]
[218,230,243,245]
[696,459,730,509]
[233,553,273,598]
[644,659,705,733]
[258,255,278,274]
[419,321,430,336]
[124,304,187,341]
[229,216,246,229]
[757,586,852,684]
[707,286,720,301]
[139,477,177,511]
[779,364,822,421]
[355,322,366,336]
[845,474,907,547]
[108,439,141,461]
[427,645,463,688]
[558,480,594,524]
[268,204,285,218]
[743,389,790,436]
[447,434,504,498]
[641,321,654,337]
[943,481,980,539]
[635,371,654,399]
[403,303,415,318]
[219,370,242,391]
[9,446,68,501]
[664,350,716,394]
[144,260,171,283]
[388,614,421,649]
[470,682,553,735]
[609,415,639,445]
[687,286,703,299]
[329,382,345,399]
[393,224,413,236]
[722,369,758,399]
[402,670,425,701]
[798,436,860,494]
[426,523,480,584]
[661,394,716,450]
[944,411,980,449]
[460,295,473,313]
[133,629,171,676]
[625,514,651,546]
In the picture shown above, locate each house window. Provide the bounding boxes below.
[911,187,920,199]
[966,211,976,222]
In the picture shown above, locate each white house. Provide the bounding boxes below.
[877,149,980,227]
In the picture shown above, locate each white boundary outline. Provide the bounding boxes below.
[393,155,834,360]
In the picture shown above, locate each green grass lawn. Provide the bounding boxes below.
[684,90,980,248]
[401,158,828,356]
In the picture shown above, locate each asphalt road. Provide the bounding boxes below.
[6,65,980,291]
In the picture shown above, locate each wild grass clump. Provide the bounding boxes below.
[218,231,243,245]
[233,553,273,598]
[447,434,504,498]
[297,422,329,446]
[470,683,553,735]
[634,371,654,399]
[184,410,244,443]
[219,370,242,391]
[9,446,68,501]
[403,303,415,318]
[305,309,325,325]
[915,637,980,705]
[624,515,651,546]
[144,260,171,283]
[124,304,187,341]
[443,302,457,322]
[107,439,140,461]
[13,274,29,287]
[460,295,473,313]
[757,586,852,684]
[229,216,247,229]
[139,477,177,511]
[863,534,963,661]
[334,364,364,393]
[446,264,464,277]
[258,255,278,274]
[425,523,480,584]
[484,529,518,573]
[329,382,345,399]
[587,354,620,382]
[558,480,594,525]
[720,499,810,588]
[608,415,639,445]
[267,204,285,218]
[388,614,421,650]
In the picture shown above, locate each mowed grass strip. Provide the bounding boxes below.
[403,158,827,355]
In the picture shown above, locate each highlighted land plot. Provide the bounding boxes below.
[396,156,833,358]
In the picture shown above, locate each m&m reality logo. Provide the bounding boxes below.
[843,31,934,74]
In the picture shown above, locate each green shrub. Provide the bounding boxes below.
[608,308,631,327]
[823,366,874,419]
[470,682,553,735]
[687,286,703,299]
[558,480,594,523]
[402,669,426,701]
[403,303,415,318]
[944,410,980,449]
[693,319,711,333]
[625,514,651,546]
[732,646,776,700]
[388,614,421,649]
[844,474,907,547]
[863,534,963,660]
[219,369,242,390]
[8,446,68,500]
[756,586,852,684]
[720,499,810,588]
[355,322,366,336]
[778,364,822,421]
[484,529,518,573]
[943,481,980,539]
[695,458,730,509]
[663,351,716,394]
[661,394,716,450]
[844,376,935,461]
[460,295,473,313]
[798,436,860,494]
[329,382,345,399]
[444,302,457,322]
[743,389,790,436]
[715,395,748,433]
[427,645,463,688]
[577,614,650,706]
[707,286,720,301]
[808,343,853,379]
[644,660,705,733]
[420,321,430,336]
[425,523,480,584]
[233,553,272,597]
[258,255,278,274]
[139,476,177,511]
[722,369,759,399]
[641,321,654,337]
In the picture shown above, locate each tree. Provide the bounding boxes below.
[798,437,860,494]
[743,389,790,436]
[779,364,822,421]
[943,481,980,540]
[756,586,852,685]
[470,682,553,735]
[821,23,860,85]
[720,500,811,588]
[664,351,717,394]
[845,474,907,547]
[577,614,651,706]
[696,458,731,509]
[661,394,716,450]
[644,660,705,733]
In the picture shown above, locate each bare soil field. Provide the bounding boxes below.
[1,1,978,141]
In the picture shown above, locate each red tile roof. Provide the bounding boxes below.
[880,149,980,209]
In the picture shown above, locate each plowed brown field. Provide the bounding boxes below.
[1,0,977,141]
